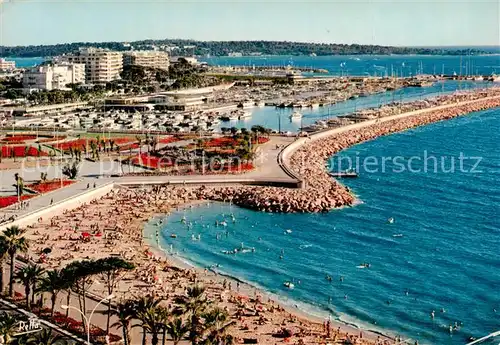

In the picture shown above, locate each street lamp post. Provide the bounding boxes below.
[61,294,114,345]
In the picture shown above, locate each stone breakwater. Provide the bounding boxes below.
[145,92,500,213]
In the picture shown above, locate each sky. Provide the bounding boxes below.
[0,0,499,47]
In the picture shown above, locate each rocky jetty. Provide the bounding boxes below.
[149,89,500,213]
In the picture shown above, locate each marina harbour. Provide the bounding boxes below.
[215,80,494,132]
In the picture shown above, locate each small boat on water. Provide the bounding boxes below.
[357,263,371,269]
[392,234,403,238]
[238,110,252,120]
[285,229,293,234]
[283,281,295,289]
[388,217,395,224]
[170,234,177,238]
[290,111,302,120]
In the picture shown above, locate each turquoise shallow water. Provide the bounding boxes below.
[149,109,500,344]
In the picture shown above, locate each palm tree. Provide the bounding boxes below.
[0,226,29,297]
[0,238,8,295]
[174,285,210,345]
[27,329,67,345]
[39,269,66,316]
[136,305,169,345]
[133,295,163,345]
[15,263,44,310]
[166,318,189,345]
[135,135,143,155]
[203,308,234,345]
[110,300,136,345]
[0,312,18,344]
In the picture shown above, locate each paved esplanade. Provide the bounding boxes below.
[0,135,296,219]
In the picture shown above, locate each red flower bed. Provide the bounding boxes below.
[118,142,140,151]
[52,139,90,151]
[1,146,47,157]
[0,195,35,208]
[203,137,239,148]
[253,137,270,144]
[159,136,180,144]
[130,153,174,169]
[26,180,75,194]
[36,135,66,143]
[2,135,37,142]
[53,137,136,152]
[50,312,121,344]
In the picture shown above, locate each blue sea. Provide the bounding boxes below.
[202,54,500,78]
[6,57,46,68]
[146,107,500,344]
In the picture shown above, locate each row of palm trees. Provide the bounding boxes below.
[0,226,234,345]
[112,285,234,345]
[0,226,136,338]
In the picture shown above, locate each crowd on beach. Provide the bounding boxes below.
[25,189,391,344]
[20,87,500,344]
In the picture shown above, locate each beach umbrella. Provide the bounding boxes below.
[81,232,91,238]
[42,247,52,254]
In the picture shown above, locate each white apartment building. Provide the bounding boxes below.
[0,58,16,71]
[23,63,86,90]
[60,47,123,84]
[123,51,170,71]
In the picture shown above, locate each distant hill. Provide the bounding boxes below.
[0,39,490,58]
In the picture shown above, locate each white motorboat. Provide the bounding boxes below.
[290,111,303,120]
[238,111,252,120]
[283,281,295,289]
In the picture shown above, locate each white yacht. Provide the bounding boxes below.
[290,111,303,120]
[238,110,252,120]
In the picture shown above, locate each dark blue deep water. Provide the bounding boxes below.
[203,54,500,78]
[146,107,500,344]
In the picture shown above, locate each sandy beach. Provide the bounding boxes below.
[24,189,391,344]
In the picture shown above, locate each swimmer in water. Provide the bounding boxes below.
[430,310,435,319]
